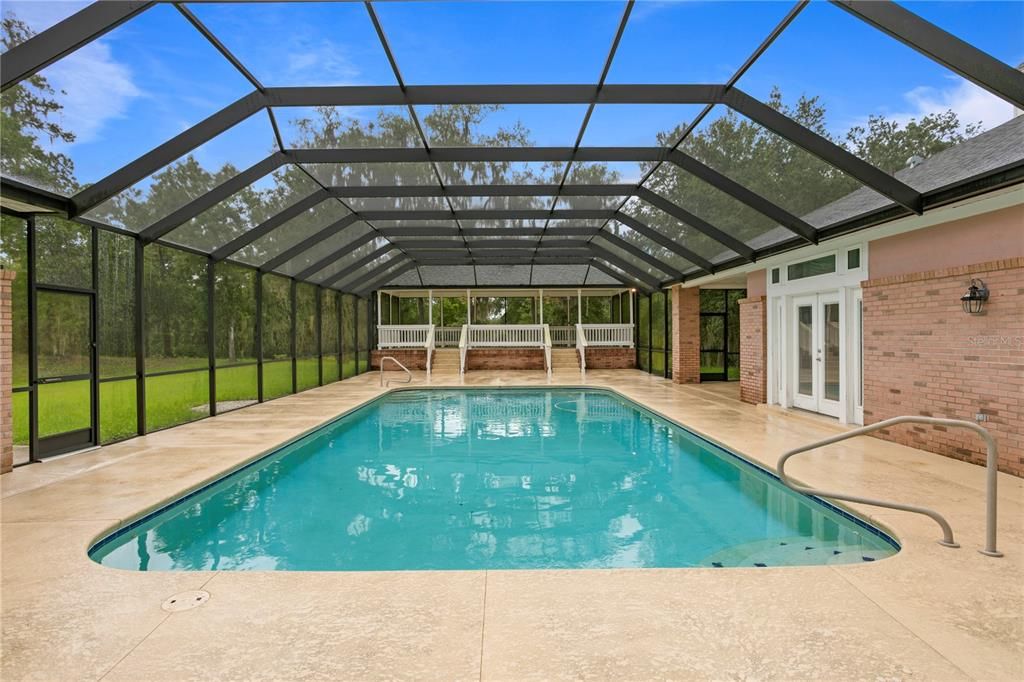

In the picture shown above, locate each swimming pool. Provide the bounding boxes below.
[90,388,898,570]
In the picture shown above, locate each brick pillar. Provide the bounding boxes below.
[671,285,700,384]
[1,270,16,474]
[738,296,767,404]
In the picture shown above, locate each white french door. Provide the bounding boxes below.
[791,293,842,418]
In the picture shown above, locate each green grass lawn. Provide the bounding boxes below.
[11,354,368,446]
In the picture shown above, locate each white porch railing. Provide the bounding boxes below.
[549,326,576,347]
[378,325,433,348]
[434,326,462,348]
[377,324,435,376]
[576,323,588,372]
[467,324,548,348]
[581,323,633,347]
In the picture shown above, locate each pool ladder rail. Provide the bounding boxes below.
[379,356,412,388]
[777,416,1002,557]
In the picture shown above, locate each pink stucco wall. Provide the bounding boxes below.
[869,204,1024,279]
[745,269,766,297]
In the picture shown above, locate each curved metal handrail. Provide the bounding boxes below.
[778,415,1002,557]
[379,356,412,388]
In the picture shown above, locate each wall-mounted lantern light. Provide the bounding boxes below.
[960,278,989,314]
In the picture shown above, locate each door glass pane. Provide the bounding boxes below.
[37,291,90,378]
[824,302,841,402]
[797,305,813,397]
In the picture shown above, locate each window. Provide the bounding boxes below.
[847,248,861,270]
[787,254,836,281]
[771,267,780,284]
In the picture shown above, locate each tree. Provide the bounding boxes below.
[0,14,78,193]
[844,111,982,175]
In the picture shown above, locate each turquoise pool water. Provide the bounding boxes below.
[90,389,898,570]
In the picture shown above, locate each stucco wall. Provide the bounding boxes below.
[869,204,1024,280]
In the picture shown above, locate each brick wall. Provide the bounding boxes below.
[862,257,1023,476]
[738,296,767,404]
[371,349,427,370]
[467,348,545,370]
[672,286,700,384]
[582,347,635,369]
[1,270,15,474]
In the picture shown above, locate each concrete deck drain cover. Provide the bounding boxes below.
[162,590,210,613]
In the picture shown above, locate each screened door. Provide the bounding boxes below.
[35,290,97,457]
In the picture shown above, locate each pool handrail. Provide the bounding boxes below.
[379,356,412,388]
[777,415,1002,557]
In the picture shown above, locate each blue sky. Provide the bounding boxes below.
[4,0,1022,190]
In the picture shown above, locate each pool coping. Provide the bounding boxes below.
[85,384,901,566]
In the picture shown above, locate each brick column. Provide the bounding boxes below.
[671,285,700,384]
[738,296,767,404]
[1,270,16,474]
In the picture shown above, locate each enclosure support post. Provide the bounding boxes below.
[207,258,217,417]
[89,225,100,445]
[466,288,470,325]
[133,236,146,436]
[577,289,582,325]
[26,216,38,460]
[290,279,297,392]
[428,290,433,325]
[316,286,323,387]
[377,290,382,327]
[538,289,543,325]
[255,271,263,403]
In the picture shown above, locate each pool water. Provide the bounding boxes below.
[90,389,898,571]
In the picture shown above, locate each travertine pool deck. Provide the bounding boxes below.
[2,370,1021,680]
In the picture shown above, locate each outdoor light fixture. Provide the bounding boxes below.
[960,278,989,314]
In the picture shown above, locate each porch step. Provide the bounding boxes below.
[549,349,581,370]
[430,349,461,372]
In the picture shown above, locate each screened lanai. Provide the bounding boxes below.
[1,0,1023,461]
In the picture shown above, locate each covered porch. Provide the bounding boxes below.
[375,287,636,374]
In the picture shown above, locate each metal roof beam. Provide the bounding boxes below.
[264,84,723,106]
[635,188,755,261]
[327,184,635,197]
[592,232,684,281]
[666,150,817,244]
[139,153,287,242]
[722,88,922,213]
[588,259,652,292]
[71,91,267,215]
[833,0,1024,110]
[290,147,666,164]
[610,213,714,274]
[210,189,333,261]
[320,244,399,288]
[586,243,663,289]
[353,259,418,297]
[1,1,154,91]
[263,216,368,275]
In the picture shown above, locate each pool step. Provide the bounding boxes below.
[700,536,888,568]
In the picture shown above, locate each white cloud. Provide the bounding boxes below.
[2,1,89,36]
[284,39,360,86]
[894,78,1015,132]
[43,40,141,147]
